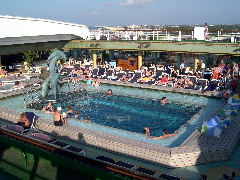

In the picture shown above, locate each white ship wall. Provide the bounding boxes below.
[0,15,90,39]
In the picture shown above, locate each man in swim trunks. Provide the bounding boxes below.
[53,107,67,126]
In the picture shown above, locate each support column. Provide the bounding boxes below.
[98,51,103,63]
[137,51,143,70]
[73,49,79,59]
[151,52,157,63]
[85,50,88,59]
[109,50,114,61]
[92,50,97,68]
[79,50,83,57]
[194,54,199,72]
[177,53,182,69]
[203,54,209,68]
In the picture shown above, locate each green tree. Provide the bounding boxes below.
[22,50,38,67]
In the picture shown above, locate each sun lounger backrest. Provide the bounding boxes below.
[25,112,36,128]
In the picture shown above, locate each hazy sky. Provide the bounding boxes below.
[0,0,239,26]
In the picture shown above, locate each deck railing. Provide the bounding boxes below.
[89,29,240,43]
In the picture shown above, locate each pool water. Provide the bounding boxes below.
[28,88,204,136]
[3,83,222,147]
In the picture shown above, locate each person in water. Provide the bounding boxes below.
[83,116,91,122]
[46,102,53,112]
[147,129,178,139]
[66,106,74,116]
[106,89,113,95]
[160,97,167,105]
[144,127,150,136]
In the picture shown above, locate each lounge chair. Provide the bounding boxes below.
[91,68,99,78]
[196,78,209,90]
[48,139,86,155]
[96,156,115,164]
[136,167,156,176]
[21,112,42,135]
[116,161,135,169]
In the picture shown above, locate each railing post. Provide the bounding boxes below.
[178,31,182,41]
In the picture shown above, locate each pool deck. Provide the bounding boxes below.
[0,75,239,180]
[76,76,225,98]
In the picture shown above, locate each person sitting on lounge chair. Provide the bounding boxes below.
[16,112,30,129]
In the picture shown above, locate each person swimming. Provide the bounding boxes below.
[106,89,113,95]
[160,97,167,105]
[66,106,74,116]
[147,129,179,139]
[144,127,150,136]
[83,116,91,122]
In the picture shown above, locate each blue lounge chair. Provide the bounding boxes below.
[21,112,42,135]
[96,156,115,164]
[136,167,156,176]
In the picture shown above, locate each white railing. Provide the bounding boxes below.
[89,30,240,42]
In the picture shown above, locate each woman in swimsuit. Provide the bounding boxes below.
[66,106,74,116]
[70,68,78,84]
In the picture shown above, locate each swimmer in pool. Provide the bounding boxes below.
[66,106,74,116]
[160,97,167,105]
[144,127,150,136]
[147,129,178,139]
[106,89,113,96]
[83,116,91,123]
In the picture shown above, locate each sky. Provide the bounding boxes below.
[0,0,239,26]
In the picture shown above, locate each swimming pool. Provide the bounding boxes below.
[19,82,222,147]
[28,90,205,136]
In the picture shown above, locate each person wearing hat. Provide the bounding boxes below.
[53,107,67,126]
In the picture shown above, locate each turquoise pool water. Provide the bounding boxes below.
[28,90,204,136]
[0,83,223,147]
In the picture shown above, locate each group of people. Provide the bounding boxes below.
[81,76,101,87]
[40,89,113,127]
[144,96,180,139]
[69,68,91,84]
[53,106,92,126]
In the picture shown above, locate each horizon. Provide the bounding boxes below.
[0,0,239,27]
